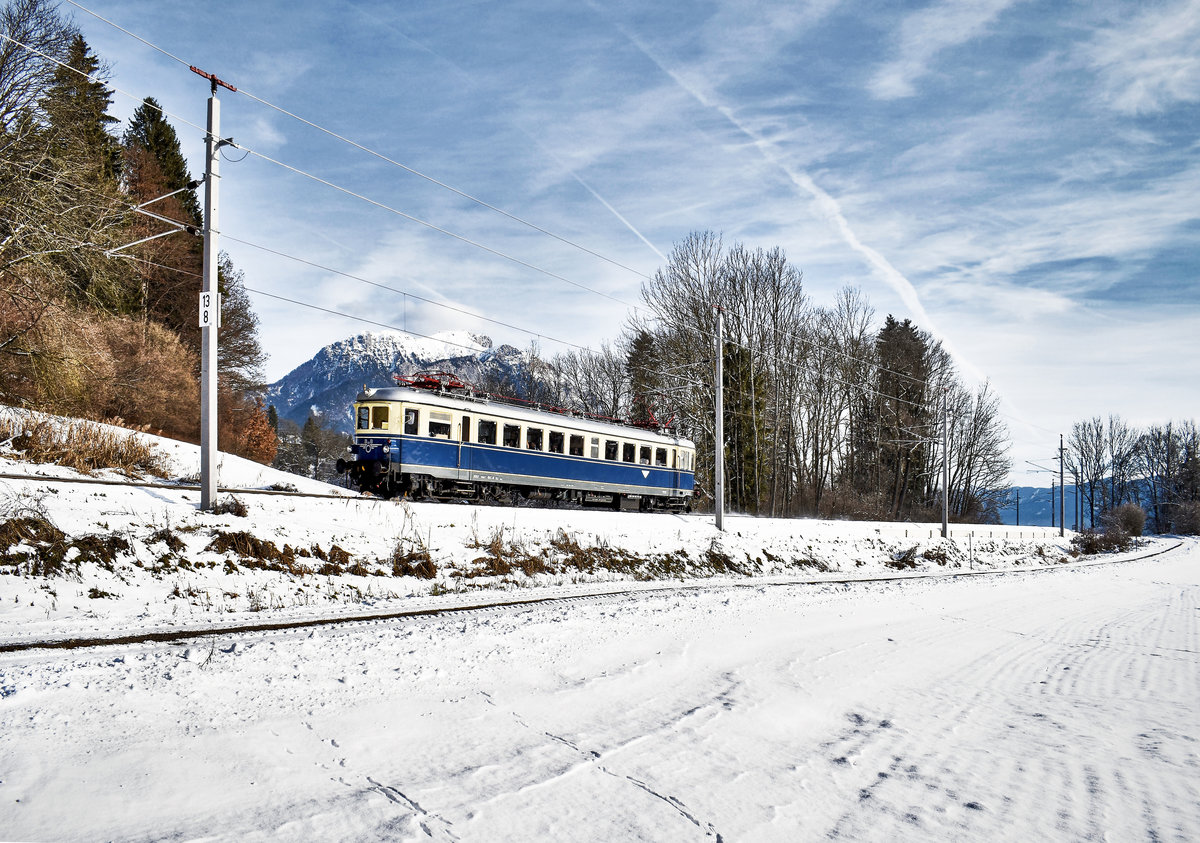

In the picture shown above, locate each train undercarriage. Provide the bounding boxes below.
[347,466,688,512]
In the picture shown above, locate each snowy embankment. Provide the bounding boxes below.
[2,411,1195,840]
[2,538,1196,841]
[0,407,1150,648]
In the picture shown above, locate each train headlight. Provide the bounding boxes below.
[381,446,391,455]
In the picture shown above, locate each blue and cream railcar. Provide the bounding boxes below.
[336,385,695,509]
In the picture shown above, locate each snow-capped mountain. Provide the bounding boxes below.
[266,330,525,432]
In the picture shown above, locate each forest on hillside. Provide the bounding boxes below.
[0,0,274,462]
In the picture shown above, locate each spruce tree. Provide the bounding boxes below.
[874,316,932,518]
[40,34,120,181]
[124,97,201,227]
[30,34,129,311]
[626,330,659,426]
[723,341,769,514]
[216,253,266,393]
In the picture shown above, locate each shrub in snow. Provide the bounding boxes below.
[1070,527,1130,555]
[1104,503,1146,538]
[1174,501,1200,535]
[212,497,248,518]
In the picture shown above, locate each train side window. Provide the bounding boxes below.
[549,431,564,454]
[604,440,618,460]
[590,437,600,459]
[461,416,471,443]
[526,427,544,451]
[503,424,521,448]
[478,419,497,445]
[622,443,635,463]
[640,445,652,464]
[357,407,370,430]
[429,411,452,438]
[656,447,667,466]
[569,435,584,456]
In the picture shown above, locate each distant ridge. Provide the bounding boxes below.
[266,330,526,432]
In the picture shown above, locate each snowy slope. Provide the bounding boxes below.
[0,408,1090,648]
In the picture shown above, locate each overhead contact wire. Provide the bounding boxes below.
[65,0,656,282]
[13,17,954,403]
[8,21,995,424]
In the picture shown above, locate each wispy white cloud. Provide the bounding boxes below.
[868,0,1023,100]
[605,16,990,379]
[1085,0,1200,114]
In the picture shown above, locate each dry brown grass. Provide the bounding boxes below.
[391,538,438,579]
[0,510,131,577]
[205,530,313,575]
[1,414,168,478]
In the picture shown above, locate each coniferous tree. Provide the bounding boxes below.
[723,341,769,513]
[124,97,201,227]
[40,34,121,181]
[120,140,200,334]
[28,33,129,312]
[873,316,932,519]
[626,329,660,426]
[216,253,266,393]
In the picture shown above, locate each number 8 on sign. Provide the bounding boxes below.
[199,291,221,328]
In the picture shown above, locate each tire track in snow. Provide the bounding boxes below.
[814,555,1199,841]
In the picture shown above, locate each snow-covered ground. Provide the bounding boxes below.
[1,540,1195,841]
[2,413,1194,840]
[0,412,1080,647]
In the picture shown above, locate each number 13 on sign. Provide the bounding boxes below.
[199,291,221,329]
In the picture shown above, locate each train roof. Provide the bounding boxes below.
[355,385,695,447]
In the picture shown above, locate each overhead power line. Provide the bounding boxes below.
[1,24,960,408]
[63,0,657,282]
[5,21,1016,429]
[222,234,593,355]
[225,139,639,308]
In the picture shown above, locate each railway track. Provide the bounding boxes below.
[0,540,1182,656]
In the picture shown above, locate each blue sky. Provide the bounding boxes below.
[70,0,1199,483]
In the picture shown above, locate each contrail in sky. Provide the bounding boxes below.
[350,2,666,271]
[568,171,669,264]
[517,130,669,265]
[608,17,987,383]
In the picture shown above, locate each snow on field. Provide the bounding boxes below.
[0,411,1083,647]
[0,540,1195,841]
[2,412,1194,840]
